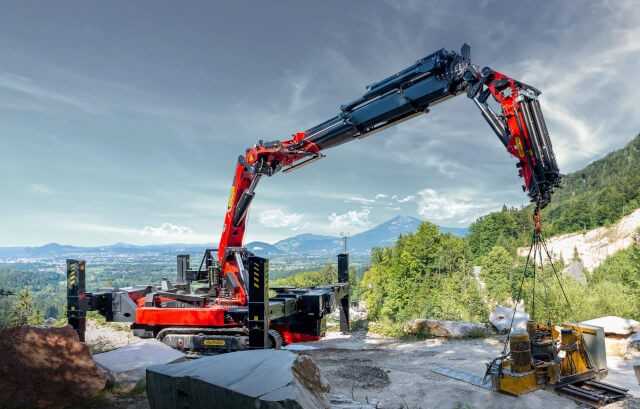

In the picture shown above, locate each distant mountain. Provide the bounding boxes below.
[249,216,468,257]
[245,241,284,257]
[348,215,422,252]
[0,242,207,259]
[273,234,342,255]
[0,216,468,260]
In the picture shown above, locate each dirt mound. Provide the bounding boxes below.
[0,325,107,409]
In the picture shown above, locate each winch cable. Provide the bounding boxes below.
[538,245,552,326]
[501,206,574,356]
[532,241,537,322]
[502,229,535,355]
[540,235,573,314]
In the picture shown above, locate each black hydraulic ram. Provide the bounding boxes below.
[303,46,471,150]
[298,44,560,207]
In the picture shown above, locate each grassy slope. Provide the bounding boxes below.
[469,133,640,257]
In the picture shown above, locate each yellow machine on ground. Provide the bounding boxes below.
[485,213,629,406]
[433,213,629,406]
[487,321,629,406]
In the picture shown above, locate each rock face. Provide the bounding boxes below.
[489,305,530,333]
[562,260,587,284]
[93,339,185,391]
[147,349,331,409]
[0,325,107,409]
[404,319,489,338]
[582,316,640,336]
[517,208,640,272]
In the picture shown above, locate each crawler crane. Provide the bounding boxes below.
[65,44,629,406]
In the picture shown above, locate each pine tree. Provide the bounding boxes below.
[8,289,43,327]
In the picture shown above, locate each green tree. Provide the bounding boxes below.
[361,222,485,326]
[271,264,337,288]
[468,207,531,259]
[479,246,514,305]
[8,289,43,327]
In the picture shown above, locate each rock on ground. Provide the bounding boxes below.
[490,305,529,333]
[582,316,640,336]
[146,349,331,409]
[93,339,186,392]
[85,319,141,353]
[0,325,107,409]
[405,319,490,338]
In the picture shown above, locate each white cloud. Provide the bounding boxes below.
[258,208,304,229]
[328,208,371,231]
[416,189,502,226]
[67,222,210,243]
[375,193,388,199]
[396,195,415,203]
[345,196,376,205]
[514,18,640,171]
[28,184,53,195]
[141,223,194,239]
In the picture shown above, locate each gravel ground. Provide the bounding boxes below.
[299,331,639,409]
[82,324,638,409]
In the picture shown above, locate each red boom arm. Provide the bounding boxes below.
[215,47,560,306]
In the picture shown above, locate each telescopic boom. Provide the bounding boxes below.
[218,44,561,303]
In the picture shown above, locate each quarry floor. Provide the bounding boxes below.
[296,330,640,409]
[84,323,639,409]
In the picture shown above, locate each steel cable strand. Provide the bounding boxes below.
[502,230,537,355]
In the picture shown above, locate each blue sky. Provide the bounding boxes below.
[1,1,638,246]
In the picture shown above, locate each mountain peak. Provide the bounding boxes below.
[386,215,422,225]
[41,242,64,249]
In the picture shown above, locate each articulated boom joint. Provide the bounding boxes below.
[218,43,562,283]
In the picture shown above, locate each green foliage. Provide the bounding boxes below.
[364,218,640,336]
[271,264,360,301]
[587,243,640,318]
[361,222,487,329]
[0,295,12,327]
[468,135,640,257]
[519,265,638,323]
[479,246,515,305]
[468,207,532,258]
[505,241,640,323]
[591,243,640,289]
[544,134,640,234]
[7,288,43,327]
[0,264,66,322]
[271,264,337,288]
